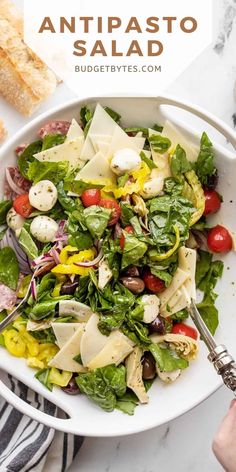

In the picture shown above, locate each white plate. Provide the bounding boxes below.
[0,96,236,437]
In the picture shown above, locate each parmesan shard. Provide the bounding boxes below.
[87,331,134,370]
[80,313,109,367]
[66,119,84,140]
[125,347,149,404]
[48,324,87,372]
[51,322,80,349]
[159,268,190,310]
[74,152,116,185]
[161,120,199,163]
[98,259,113,290]
[34,137,84,170]
[178,247,197,300]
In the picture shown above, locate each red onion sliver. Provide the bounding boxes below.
[31,279,37,301]
[5,168,26,196]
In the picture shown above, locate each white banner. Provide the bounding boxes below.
[24,0,213,96]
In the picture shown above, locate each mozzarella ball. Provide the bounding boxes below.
[30,216,58,243]
[29,180,57,211]
[6,207,25,231]
[142,294,160,324]
[110,148,141,176]
[141,177,164,199]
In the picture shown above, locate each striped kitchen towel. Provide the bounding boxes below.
[0,371,84,472]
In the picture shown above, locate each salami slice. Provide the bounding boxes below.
[0,283,17,311]
[15,143,27,157]
[38,120,71,139]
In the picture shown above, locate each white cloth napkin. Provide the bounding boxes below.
[0,371,84,472]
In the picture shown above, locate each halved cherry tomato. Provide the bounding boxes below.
[204,190,221,215]
[207,225,232,253]
[120,225,134,250]
[143,269,165,294]
[81,189,101,207]
[99,198,121,226]
[172,323,198,340]
[13,194,33,218]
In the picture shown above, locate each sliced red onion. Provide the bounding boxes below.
[114,223,122,239]
[74,249,103,267]
[31,254,54,268]
[31,278,37,301]
[50,247,60,265]
[54,220,68,243]
[5,168,26,196]
[0,229,32,274]
[192,230,208,251]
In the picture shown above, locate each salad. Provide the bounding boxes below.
[0,103,234,415]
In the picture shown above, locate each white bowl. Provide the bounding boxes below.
[0,96,236,437]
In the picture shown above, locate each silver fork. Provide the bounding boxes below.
[188,300,236,396]
[0,274,35,334]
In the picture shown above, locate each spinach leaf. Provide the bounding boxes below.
[80,106,93,127]
[140,151,157,170]
[164,178,184,196]
[28,160,69,184]
[0,200,12,225]
[35,368,53,391]
[195,132,217,186]
[42,134,66,151]
[18,228,38,260]
[104,107,121,123]
[76,364,126,412]
[121,234,147,269]
[64,180,103,195]
[171,309,189,322]
[28,295,70,320]
[68,230,93,251]
[18,141,42,179]
[0,247,19,290]
[116,390,139,415]
[120,202,135,226]
[124,123,163,137]
[196,250,224,335]
[117,174,129,188]
[83,205,111,239]
[31,328,56,344]
[150,344,188,371]
[149,135,171,154]
[171,145,192,177]
[57,182,79,212]
[150,266,173,287]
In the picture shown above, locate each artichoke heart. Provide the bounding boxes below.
[183,170,205,226]
[150,333,198,361]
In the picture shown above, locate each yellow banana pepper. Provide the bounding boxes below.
[48,368,73,387]
[52,249,96,276]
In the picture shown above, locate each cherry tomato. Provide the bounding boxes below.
[204,190,221,215]
[99,199,121,226]
[207,225,232,253]
[172,323,198,340]
[81,189,101,207]
[120,226,134,250]
[143,269,165,294]
[13,194,33,218]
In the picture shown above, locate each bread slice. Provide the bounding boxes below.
[0,13,58,116]
[0,0,23,34]
[0,120,7,143]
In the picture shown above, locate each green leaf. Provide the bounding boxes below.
[116,391,139,415]
[124,124,163,137]
[68,231,93,251]
[18,228,38,260]
[73,354,82,364]
[171,145,192,177]
[18,141,42,179]
[57,182,79,212]
[76,364,126,412]
[150,343,189,372]
[42,134,66,151]
[28,160,69,184]
[31,328,56,344]
[117,173,129,188]
[64,180,103,195]
[140,151,157,170]
[83,205,111,239]
[0,200,12,225]
[149,135,171,154]
[121,234,147,269]
[80,106,93,127]
[0,247,19,290]
[35,368,53,391]
[150,266,172,286]
[171,309,189,322]
[195,132,217,186]
[104,107,121,123]
[120,202,135,226]
[164,178,184,196]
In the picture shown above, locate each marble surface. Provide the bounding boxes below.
[0,0,236,471]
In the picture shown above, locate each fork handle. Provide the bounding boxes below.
[208,345,236,393]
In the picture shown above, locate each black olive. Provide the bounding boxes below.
[125,265,140,277]
[142,352,156,380]
[60,281,79,295]
[149,316,166,335]
[62,378,81,395]
[206,171,219,190]
[120,277,145,294]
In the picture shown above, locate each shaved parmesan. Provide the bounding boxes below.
[48,324,86,373]
[148,128,171,179]
[34,137,84,171]
[162,285,191,317]
[66,119,84,141]
[162,120,198,163]
[74,152,116,185]
[80,313,109,367]
[51,322,80,349]
[98,259,113,290]
[87,331,134,370]
[106,126,144,159]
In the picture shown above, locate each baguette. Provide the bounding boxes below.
[0,11,58,115]
[0,0,23,34]
[0,120,7,143]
